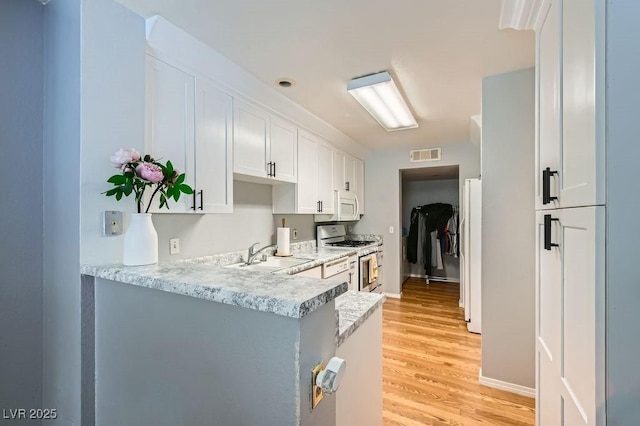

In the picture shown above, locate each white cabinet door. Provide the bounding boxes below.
[561,0,605,208]
[333,150,346,192]
[270,116,297,183]
[233,99,270,179]
[354,158,365,215]
[344,154,356,194]
[296,130,319,214]
[195,78,233,213]
[535,207,605,426]
[317,141,335,214]
[535,0,561,211]
[145,56,195,213]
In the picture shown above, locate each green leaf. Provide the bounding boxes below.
[180,184,194,194]
[115,191,123,201]
[174,173,185,185]
[166,160,174,173]
[122,183,133,196]
[144,154,151,162]
[104,188,118,196]
[159,194,167,209]
[107,175,126,185]
[172,189,180,202]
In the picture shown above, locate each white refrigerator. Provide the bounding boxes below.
[461,178,482,334]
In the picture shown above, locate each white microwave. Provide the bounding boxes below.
[314,191,360,222]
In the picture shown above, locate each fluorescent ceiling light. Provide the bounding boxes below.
[498,0,545,30]
[347,71,418,131]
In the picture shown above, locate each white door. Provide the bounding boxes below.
[296,130,319,214]
[466,179,481,334]
[317,142,335,214]
[270,116,297,183]
[233,99,270,179]
[535,207,605,426]
[145,56,195,213]
[535,0,561,211]
[561,0,605,208]
[194,77,233,213]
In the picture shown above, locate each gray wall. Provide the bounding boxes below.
[355,143,480,295]
[93,278,336,425]
[0,0,44,418]
[401,178,460,281]
[480,68,535,388]
[605,1,640,422]
[43,0,82,425]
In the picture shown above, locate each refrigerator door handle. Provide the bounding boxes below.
[544,214,560,250]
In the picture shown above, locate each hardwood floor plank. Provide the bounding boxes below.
[382,279,535,425]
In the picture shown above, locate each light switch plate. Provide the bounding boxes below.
[292,229,298,240]
[103,211,122,236]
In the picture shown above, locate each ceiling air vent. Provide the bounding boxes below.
[410,148,441,162]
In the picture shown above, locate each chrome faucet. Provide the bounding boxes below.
[245,242,277,265]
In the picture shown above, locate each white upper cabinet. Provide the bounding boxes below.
[145,56,195,213]
[354,158,365,215]
[270,116,297,183]
[194,77,233,213]
[536,0,605,210]
[317,141,335,214]
[233,100,271,179]
[145,56,233,214]
[233,100,297,184]
[333,150,357,193]
[272,130,334,214]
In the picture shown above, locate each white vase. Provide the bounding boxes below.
[123,213,158,266]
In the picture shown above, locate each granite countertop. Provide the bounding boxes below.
[335,291,386,347]
[81,236,384,330]
[81,261,347,319]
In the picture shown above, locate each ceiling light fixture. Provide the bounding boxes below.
[347,71,418,132]
[498,0,546,30]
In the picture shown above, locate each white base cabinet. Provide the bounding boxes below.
[145,55,232,213]
[535,207,605,426]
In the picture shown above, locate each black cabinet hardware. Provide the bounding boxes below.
[544,214,560,250]
[543,167,558,205]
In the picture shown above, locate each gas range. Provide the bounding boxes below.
[316,224,378,251]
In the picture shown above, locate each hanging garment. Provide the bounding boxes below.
[407,208,420,263]
[420,203,453,275]
[430,230,444,270]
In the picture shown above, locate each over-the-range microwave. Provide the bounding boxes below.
[314,191,360,223]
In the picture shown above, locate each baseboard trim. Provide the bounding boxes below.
[478,369,536,398]
[384,292,402,299]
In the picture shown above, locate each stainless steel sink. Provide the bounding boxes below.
[225,257,311,272]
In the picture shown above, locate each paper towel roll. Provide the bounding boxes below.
[276,227,290,256]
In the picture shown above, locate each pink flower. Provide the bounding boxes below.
[110,148,141,168]
[136,162,164,183]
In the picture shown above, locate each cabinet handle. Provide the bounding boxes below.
[542,167,558,205]
[192,190,197,210]
[544,214,560,250]
[266,162,272,177]
[199,190,203,211]
[345,181,350,191]
[273,162,276,178]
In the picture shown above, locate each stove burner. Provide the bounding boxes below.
[327,240,375,248]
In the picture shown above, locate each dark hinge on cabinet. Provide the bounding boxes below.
[542,167,558,204]
[544,214,560,250]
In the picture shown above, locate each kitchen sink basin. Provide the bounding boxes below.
[225,257,311,272]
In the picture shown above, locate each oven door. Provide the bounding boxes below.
[359,253,379,292]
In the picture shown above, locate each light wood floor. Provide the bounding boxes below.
[382,279,535,426]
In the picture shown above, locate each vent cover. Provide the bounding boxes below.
[410,148,441,162]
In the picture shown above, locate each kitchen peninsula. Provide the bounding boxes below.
[80,241,384,426]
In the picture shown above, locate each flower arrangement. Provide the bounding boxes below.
[104,148,193,213]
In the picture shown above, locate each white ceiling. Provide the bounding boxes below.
[119,0,534,150]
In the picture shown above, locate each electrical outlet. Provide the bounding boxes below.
[311,362,325,409]
[169,238,180,255]
[348,225,353,233]
[103,211,122,236]
[389,226,395,234]
[292,229,298,240]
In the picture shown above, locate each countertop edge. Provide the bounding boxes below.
[335,291,386,347]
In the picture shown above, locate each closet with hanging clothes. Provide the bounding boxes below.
[401,169,460,284]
